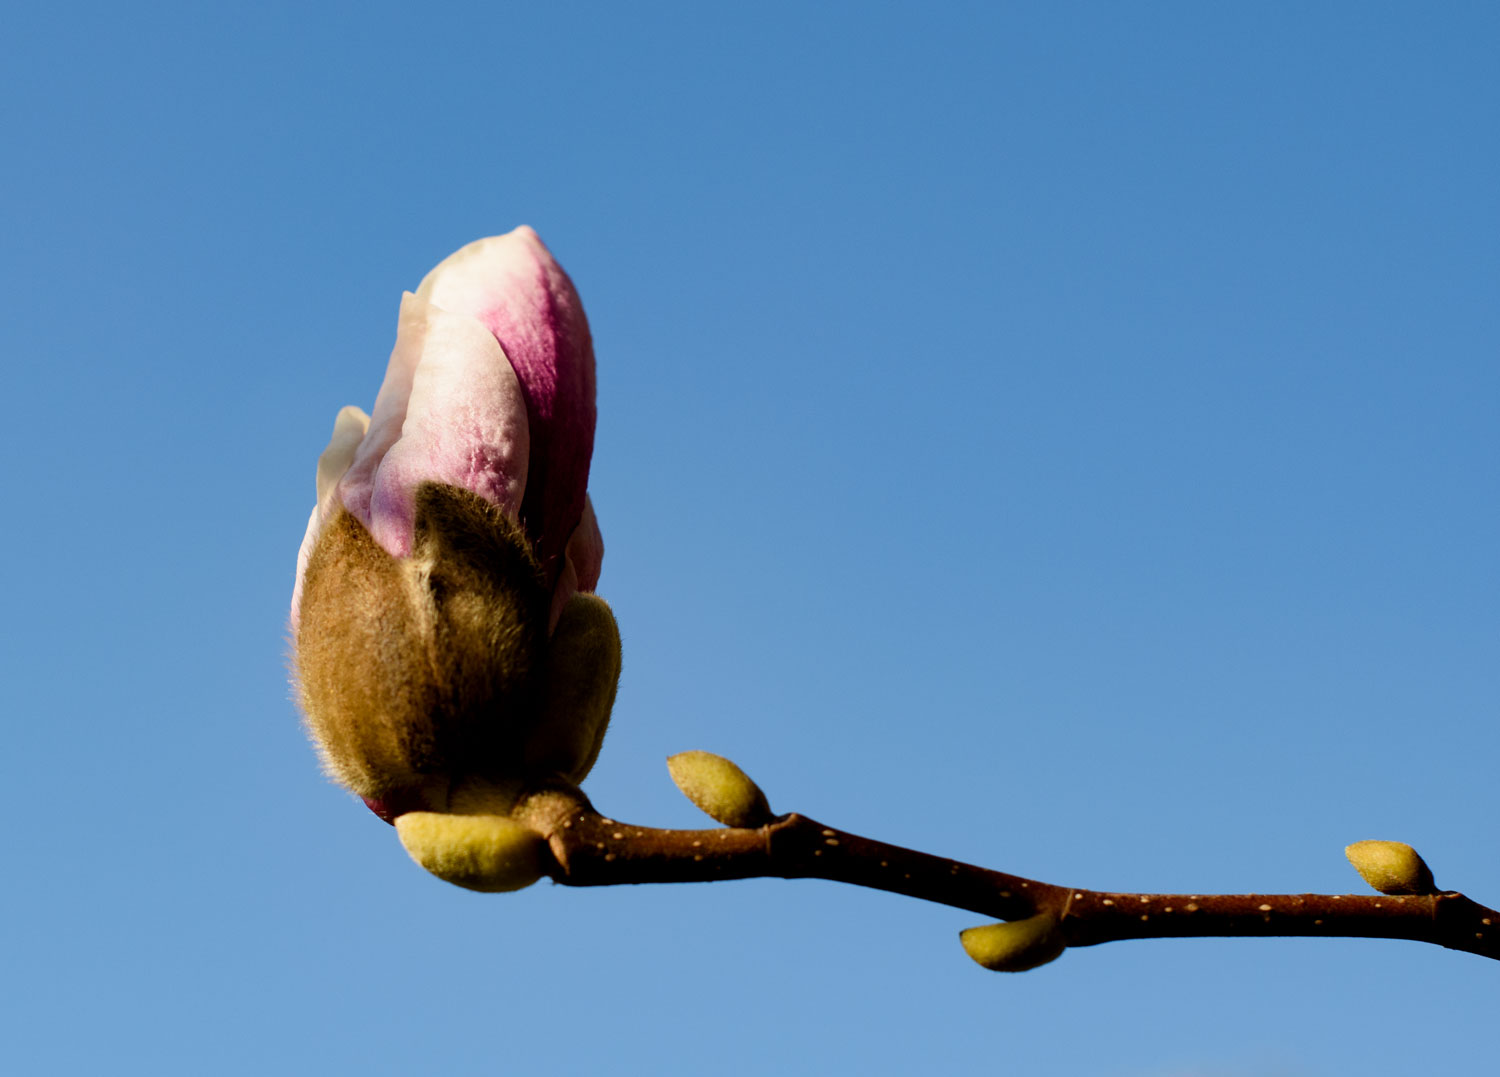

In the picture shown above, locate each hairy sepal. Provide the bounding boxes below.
[525,593,622,784]
[294,483,549,803]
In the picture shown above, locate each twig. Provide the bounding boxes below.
[514,789,1500,963]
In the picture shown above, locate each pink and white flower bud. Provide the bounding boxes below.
[291,228,610,816]
[292,226,602,634]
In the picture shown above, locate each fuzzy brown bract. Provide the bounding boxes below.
[295,482,550,805]
[526,592,621,784]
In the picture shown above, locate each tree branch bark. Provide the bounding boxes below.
[517,790,1500,963]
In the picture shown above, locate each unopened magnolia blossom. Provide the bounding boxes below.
[292,226,602,632]
[292,228,619,845]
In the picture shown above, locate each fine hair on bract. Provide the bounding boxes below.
[295,482,550,805]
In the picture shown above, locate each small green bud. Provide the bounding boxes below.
[1344,840,1436,895]
[960,914,1066,972]
[395,811,546,893]
[666,750,774,828]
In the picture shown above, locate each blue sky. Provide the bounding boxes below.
[4,3,1496,1074]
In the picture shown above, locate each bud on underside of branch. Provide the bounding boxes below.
[960,915,1067,972]
[396,812,546,893]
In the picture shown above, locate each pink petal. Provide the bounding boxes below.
[336,294,427,540]
[567,495,603,593]
[547,496,605,631]
[358,293,531,558]
[416,226,595,580]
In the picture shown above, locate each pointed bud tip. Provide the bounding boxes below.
[666,750,774,828]
[1344,839,1437,896]
[960,914,1066,972]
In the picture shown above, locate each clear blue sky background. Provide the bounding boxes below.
[4,3,1495,1074]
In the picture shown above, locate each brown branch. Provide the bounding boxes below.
[514,790,1500,963]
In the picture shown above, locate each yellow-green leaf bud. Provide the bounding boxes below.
[1344,839,1437,895]
[960,914,1067,972]
[666,751,774,828]
[395,812,546,893]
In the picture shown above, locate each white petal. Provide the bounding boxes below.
[365,294,531,557]
[316,405,370,509]
[289,504,321,632]
[415,226,548,318]
[337,293,427,531]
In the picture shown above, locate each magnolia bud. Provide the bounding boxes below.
[960,914,1067,972]
[396,811,546,892]
[293,228,609,820]
[1344,840,1437,896]
[666,751,774,828]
